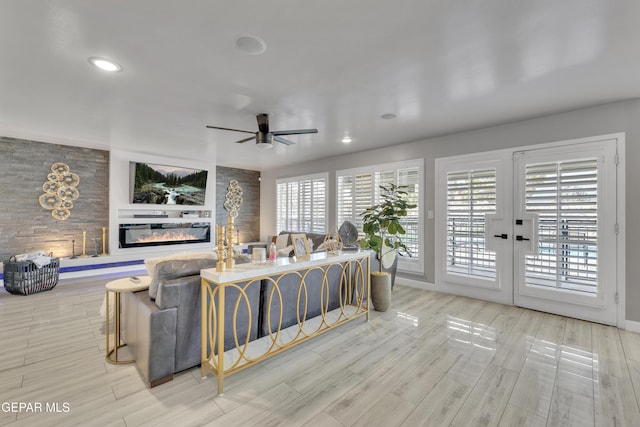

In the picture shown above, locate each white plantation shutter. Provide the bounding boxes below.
[276,173,327,234]
[374,171,395,204]
[398,167,420,257]
[311,178,326,233]
[299,179,311,231]
[337,173,374,233]
[354,173,373,232]
[446,169,497,279]
[337,175,354,231]
[337,160,423,273]
[524,159,598,293]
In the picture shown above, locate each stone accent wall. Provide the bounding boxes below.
[0,137,109,260]
[216,166,260,243]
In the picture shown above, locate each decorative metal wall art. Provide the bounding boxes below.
[39,162,80,220]
[223,180,243,217]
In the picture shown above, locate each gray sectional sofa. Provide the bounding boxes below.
[122,257,259,387]
[121,250,396,388]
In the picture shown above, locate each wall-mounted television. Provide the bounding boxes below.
[130,162,208,205]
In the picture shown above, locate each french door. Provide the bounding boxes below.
[436,135,622,325]
[435,153,514,306]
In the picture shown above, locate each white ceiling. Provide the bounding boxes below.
[1,1,639,171]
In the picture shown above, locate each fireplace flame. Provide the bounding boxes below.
[135,230,200,243]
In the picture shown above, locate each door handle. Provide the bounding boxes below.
[493,234,508,239]
[516,235,530,241]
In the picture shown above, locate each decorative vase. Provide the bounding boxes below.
[370,271,392,312]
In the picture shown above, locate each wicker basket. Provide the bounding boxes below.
[3,256,60,295]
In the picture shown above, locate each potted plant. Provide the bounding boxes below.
[360,183,416,311]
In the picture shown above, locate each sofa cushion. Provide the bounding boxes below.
[146,252,217,299]
[275,234,289,250]
[277,245,293,257]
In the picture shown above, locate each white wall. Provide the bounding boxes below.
[260,99,640,321]
[109,149,217,258]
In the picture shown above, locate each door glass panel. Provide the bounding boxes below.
[398,168,420,258]
[446,169,497,279]
[524,159,598,294]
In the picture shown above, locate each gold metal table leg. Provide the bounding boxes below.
[106,290,135,364]
[217,284,225,396]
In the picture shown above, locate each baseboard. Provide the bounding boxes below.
[396,277,435,291]
[625,320,640,333]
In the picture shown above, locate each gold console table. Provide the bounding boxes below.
[200,251,370,396]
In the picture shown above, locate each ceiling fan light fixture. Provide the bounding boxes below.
[88,57,122,72]
[206,113,317,148]
[342,136,352,143]
[256,132,274,149]
[236,35,267,55]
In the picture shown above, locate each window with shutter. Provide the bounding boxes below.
[398,167,420,258]
[336,159,424,273]
[524,159,598,294]
[276,173,328,234]
[446,169,497,279]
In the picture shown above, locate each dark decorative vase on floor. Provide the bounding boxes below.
[371,271,391,312]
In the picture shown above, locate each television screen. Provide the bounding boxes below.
[130,162,208,205]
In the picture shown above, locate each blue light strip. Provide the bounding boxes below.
[0,259,145,280]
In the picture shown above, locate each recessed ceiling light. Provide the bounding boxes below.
[88,57,122,72]
[236,35,267,55]
[342,136,352,143]
[380,113,397,120]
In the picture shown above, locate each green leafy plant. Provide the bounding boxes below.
[360,183,416,272]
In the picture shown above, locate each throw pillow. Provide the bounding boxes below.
[277,245,294,257]
[146,251,217,299]
[275,234,290,250]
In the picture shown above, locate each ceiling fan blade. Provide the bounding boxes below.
[235,136,255,144]
[273,135,296,146]
[271,128,318,136]
[206,125,255,135]
[257,114,269,134]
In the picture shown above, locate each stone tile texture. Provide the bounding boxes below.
[0,136,109,260]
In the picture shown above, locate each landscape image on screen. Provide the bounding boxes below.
[131,162,208,205]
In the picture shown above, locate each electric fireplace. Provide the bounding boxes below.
[119,223,211,248]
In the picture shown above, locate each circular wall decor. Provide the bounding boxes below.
[60,172,80,186]
[39,162,80,220]
[51,207,71,221]
[39,193,62,209]
[57,185,80,201]
[223,179,244,218]
[42,180,61,194]
[51,162,70,175]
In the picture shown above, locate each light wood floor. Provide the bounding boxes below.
[2,273,640,426]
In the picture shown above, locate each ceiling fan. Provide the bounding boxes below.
[206,113,318,149]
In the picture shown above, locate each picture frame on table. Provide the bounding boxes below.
[292,233,310,258]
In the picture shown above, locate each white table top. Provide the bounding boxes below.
[201,250,369,284]
[105,275,151,292]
